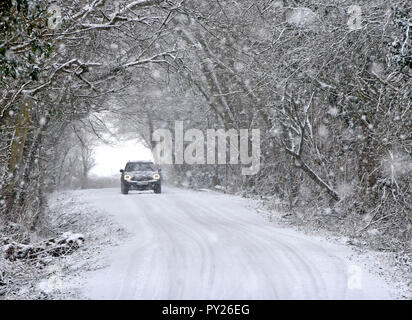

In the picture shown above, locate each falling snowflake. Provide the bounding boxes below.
[318,124,329,138]
[328,107,339,117]
[286,7,317,28]
[152,70,161,79]
[39,117,47,126]
[5,50,14,60]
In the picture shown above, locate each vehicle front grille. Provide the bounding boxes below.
[131,175,152,181]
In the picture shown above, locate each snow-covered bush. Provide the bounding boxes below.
[387,5,412,70]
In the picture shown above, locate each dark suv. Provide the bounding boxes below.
[120,161,161,194]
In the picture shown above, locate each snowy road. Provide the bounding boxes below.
[77,187,391,299]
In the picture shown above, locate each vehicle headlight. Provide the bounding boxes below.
[124,175,131,180]
[153,173,160,180]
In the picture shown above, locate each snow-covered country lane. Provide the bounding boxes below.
[75,187,391,300]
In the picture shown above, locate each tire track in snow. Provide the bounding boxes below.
[79,187,391,300]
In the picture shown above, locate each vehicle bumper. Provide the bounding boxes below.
[124,179,160,190]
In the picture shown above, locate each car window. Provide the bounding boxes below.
[125,162,155,171]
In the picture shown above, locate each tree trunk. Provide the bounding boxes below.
[2,97,32,218]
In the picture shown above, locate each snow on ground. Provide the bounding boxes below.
[5,186,408,299]
[0,190,127,299]
[52,186,408,300]
[248,196,411,300]
[42,191,128,299]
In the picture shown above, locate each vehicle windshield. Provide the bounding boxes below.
[125,162,155,172]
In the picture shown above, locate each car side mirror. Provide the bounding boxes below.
[120,169,124,173]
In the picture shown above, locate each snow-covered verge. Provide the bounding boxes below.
[0,191,127,300]
[247,195,412,300]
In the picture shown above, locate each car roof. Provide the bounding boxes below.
[127,160,154,163]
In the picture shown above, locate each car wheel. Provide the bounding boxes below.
[121,182,129,194]
[154,184,161,194]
